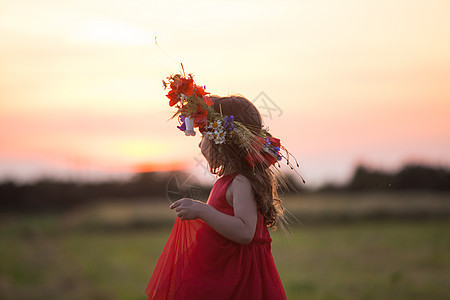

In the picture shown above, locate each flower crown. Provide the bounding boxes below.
[163,70,304,182]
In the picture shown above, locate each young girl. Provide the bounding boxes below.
[145,74,302,300]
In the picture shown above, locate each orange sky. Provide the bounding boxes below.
[1,0,449,187]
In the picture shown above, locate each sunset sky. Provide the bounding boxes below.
[1,0,449,187]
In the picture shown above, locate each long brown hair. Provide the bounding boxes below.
[205,95,288,228]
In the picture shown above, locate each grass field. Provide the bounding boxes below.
[0,192,449,299]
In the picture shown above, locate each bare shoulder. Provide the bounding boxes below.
[234,174,251,185]
[230,174,257,217]
[230,174,254,198]
[231,174,253,191]
[226,174,253,207]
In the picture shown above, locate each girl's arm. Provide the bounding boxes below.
[170,175,258,244]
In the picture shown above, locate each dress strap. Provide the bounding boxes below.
[219,171,240,191]
[221,171,239,180]
[206,171,240,212]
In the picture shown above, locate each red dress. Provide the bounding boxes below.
[145,171,287,300]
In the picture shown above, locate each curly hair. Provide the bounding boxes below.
[203,95,288,228]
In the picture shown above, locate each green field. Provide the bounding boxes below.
[0,193,449,299]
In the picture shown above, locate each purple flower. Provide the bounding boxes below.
[223,115,235,131]
[265,138,281,160]
[177,115,186,132]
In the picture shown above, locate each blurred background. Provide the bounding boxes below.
[1,0,449,299]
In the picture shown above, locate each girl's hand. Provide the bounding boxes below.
[170,198,207,220]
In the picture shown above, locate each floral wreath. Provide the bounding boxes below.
[163,68,304,182]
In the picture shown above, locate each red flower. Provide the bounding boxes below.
[244,135,280,167]
[194,85,213,106]
[252,136,266,152]
[203,95,213,106]
[177,78,194,96]
[169,76,194,95]
[267,137,281,147]
[191,105,208,130]
[194,85,207,97]
[263,152,277,165]
[166,90,180,107]
[245,151,276,168]
[166,76,196,106]
[243,136,266,167]
[166,75,212,108]
[244,152,265,167]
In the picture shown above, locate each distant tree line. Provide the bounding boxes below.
[320,163,450,192]
[0,163,449,213]
[0,171,198,213]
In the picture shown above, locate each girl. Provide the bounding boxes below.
[145,74,302,300]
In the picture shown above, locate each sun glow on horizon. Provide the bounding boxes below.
[1,0,449,185]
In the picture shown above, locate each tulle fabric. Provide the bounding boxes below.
[145,172,286,300]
